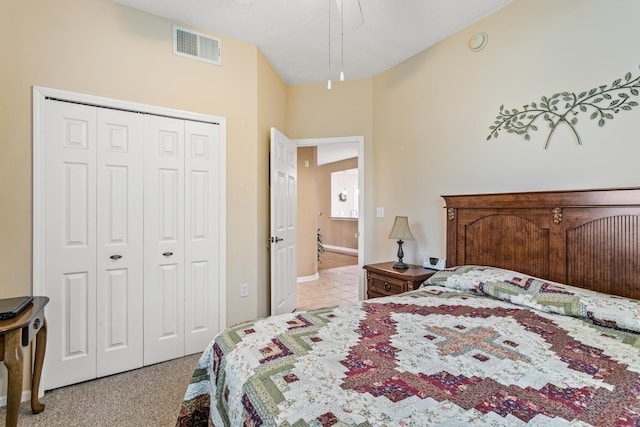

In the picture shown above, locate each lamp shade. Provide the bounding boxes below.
[388,216,414,241]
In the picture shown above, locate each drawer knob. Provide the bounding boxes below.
[33,318,41,329]
[384,282,391,292]
[109,254,122,260]
[163,251,174,257]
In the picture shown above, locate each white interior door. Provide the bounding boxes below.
[96,108,144,376]
[270,128,297,315]
[143,115,186,365]
[44,100,98,389]
[184,120,221,354]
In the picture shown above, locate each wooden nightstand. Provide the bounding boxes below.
[363,262,439,299]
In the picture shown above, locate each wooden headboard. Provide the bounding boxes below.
[443,188,640,300]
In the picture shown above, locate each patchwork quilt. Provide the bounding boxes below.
[177,266,640,426]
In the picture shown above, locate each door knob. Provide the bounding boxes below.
[270,237,284,243]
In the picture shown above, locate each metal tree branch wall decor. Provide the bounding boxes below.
[487,67,640,149]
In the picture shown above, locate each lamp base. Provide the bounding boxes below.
[393,261,409,269]
[393,239,409,269]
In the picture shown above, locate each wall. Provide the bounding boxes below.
[256,52,287,317]
[369,0,640,266]
[286,79,374,273]
[4,0,639,400]
[296,147,318,278]
[318,158,359,251]
[1,0,285,393]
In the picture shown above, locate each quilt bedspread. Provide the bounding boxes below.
[177,272,640,426]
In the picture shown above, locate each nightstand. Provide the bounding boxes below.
[363,262,439,299]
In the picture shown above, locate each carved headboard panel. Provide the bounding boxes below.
[443,188,640,300]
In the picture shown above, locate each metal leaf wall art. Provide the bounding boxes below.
[487,67,640,149]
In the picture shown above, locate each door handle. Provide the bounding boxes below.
[110,254,123,261]
[163,251,174,257]
[270,237,284,243]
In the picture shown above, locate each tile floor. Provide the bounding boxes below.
[297,264,360,311]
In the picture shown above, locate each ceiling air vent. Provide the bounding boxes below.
[173,25,221,66]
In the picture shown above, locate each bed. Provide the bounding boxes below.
[177,188,640,426]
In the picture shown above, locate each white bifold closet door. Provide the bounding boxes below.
[182,120,220,356]
[43,99,220,390]
[143,115,186,364]
[143,116,220,365]
[44,101,144,389]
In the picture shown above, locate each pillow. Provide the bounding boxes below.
[424,265,640,334]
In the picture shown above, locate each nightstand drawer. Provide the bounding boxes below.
[369,273,406,296]
[364,262,438,300]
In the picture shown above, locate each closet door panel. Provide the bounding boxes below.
[63,272,91,355]
[159,263,181,334]
[144,115,186,365]
[185,121,221,354]
[96,108,144,376]
[44,101,97,389]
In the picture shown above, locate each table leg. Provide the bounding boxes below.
[3,329,23,427]
[31,319,47,414]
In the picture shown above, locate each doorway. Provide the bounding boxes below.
[295,136,365,302]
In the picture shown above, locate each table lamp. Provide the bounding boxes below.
[388,216,414,269]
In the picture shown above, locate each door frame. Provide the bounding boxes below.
[295,136,365,300]
[32,86,227,329]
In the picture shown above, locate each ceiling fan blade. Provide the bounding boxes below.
[335,0,364,31]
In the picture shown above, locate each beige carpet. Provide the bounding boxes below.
[0,353,200,426]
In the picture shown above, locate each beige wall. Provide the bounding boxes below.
[4,0,640,398]
[286,78,374,275]
[368,0,640,267]
[296,147,318,278]
[317,158,359,251]
[1,0,286,392]
[256,51,288,318]
[286,79,374,140]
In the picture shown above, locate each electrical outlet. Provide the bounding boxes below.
[240,283,249,297]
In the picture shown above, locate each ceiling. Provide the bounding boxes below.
[317,142,359,166]
[113,0,514,85]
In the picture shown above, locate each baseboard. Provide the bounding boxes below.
[323,245,358,256]
[0,390,33,408]
[297,273,320,283]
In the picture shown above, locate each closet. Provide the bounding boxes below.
[40,97,223,390]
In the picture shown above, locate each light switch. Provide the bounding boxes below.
[376,207,384,218]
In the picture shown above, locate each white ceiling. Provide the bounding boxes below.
[317,142,359,166]
[113,0,513,85]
